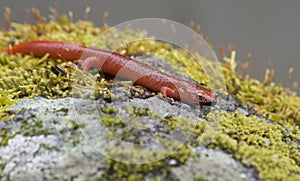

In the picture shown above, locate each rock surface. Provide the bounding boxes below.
[0,96,259,180]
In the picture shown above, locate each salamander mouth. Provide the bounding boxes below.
[198,93,217,106]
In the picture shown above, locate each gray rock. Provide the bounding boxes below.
[0,96,259,180]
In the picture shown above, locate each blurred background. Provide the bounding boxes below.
[0,0,299,94]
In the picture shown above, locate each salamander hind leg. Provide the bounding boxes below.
[80,56,101,73]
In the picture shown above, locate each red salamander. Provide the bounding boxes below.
[4,40,216,105]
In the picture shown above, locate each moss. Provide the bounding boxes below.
[0,10,299,180]
[2,16,298,129]
[101,106,116,114]
[99,114,126,132]
[160,116,199,137]
[98,109,195,179]
[194,176,209,181]
[102,143,193,180]
[222,52,300,127]
[0,55,73,99]
[206,111,300,180]
[0,89,16,121]
[126,106,152,117]
[0,133,16,146]
[147,177,163,181]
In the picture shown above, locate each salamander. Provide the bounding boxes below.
[4,40,216,105]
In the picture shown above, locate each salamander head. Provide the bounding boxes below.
[196,89,217,106]
[178,83,217,106]
[160,82,216,106]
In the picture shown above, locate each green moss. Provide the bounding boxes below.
[99,114,126,132]
[0,133,16,146]
[0,89,17,120]
[126,106,152,117]
[194,176,209,181]
[101,106,116,114]
[222,52,300,127]
[1,17,297,130]
[147,177,163,181]
[98,109,195,179]
[102,143,193,180]
[206,111,300,180]
[0,12,299,180]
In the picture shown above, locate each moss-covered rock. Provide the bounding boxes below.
[0,12,299,180]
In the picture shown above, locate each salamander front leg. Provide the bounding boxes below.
[160,86,179,100]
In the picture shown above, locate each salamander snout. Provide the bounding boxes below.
[197,92,217,106]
